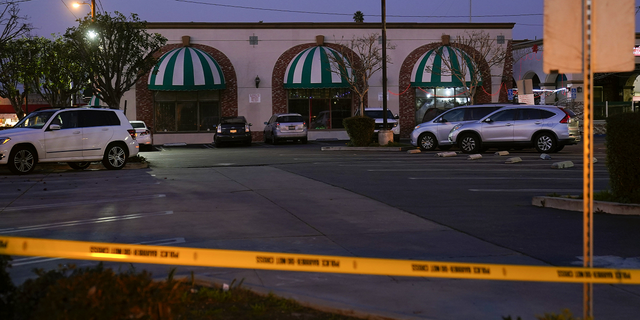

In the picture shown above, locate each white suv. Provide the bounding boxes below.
[1,108,139,174]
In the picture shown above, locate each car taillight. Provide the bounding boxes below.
[127,129,137,140]
[559,109,571,124]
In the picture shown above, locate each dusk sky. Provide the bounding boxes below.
[13,0,640,41]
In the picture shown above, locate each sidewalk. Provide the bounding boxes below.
[142,166,640,320]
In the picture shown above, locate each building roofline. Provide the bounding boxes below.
[144,22,515,30]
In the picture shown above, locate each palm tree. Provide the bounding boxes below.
[353,11,364,23]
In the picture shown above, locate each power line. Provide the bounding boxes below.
[174,0,543,19]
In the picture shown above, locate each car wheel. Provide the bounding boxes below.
[102,143,127,170]
[68,162,91,170]
[418,133,438,151]
[458,133,481,154]
[534,133,557,153]
[8,146,37,175]
[301,137,308,144]
[271,134,278,145]
[215,138,224,148]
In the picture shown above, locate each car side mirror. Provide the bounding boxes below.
[264,121,268,125]
[248,123,252,126]
[49,124,61,130]
[483,118,493,123]
[394,114,399,119]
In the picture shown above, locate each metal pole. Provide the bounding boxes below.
[381,0,388,132]
[582,0,594,318]
[91,0,95,21]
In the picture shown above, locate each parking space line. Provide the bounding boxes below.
[0,194,166,212]
[0,211,174,234]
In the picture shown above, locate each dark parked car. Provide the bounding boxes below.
[213,116,252,147]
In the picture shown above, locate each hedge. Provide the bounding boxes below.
[605,112,640,203]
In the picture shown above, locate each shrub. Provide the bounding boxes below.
[11,263,189,320]
[0,255,16,319]
[343,116,375,146]
[605,112,640,203]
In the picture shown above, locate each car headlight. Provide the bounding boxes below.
[414,124,422,130]
[0,137,10,145]
[450,124,463,132]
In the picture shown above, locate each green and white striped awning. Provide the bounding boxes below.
[284,46,351,89]
[411,46,478,87]
[89,95,103,107]
[148,47,225,91]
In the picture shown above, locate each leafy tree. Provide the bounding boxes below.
[27,36,89,108]
[423,31,507,105]
[65,12,167,109]
[0,38,37,119]
[327,33,395,115]
[353,11,364,23]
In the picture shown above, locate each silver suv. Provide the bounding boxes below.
[0,108,139,174]
[263,113,308,144]
[448,105,580,153]
[410,105,504,151]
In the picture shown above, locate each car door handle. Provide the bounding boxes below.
[73,131,81,134]
[535,121,543,125]
[505,123,513,126]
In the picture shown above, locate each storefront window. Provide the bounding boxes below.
[288,89,352,130]
[154,91,220,133]
[415,87,469,123]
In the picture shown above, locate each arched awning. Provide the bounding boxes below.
[89,95,104,107]
[148,47,225,91]
[284,46,351,89]
[410,46,478,87]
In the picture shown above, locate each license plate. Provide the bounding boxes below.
[288,126,295,130]
[230,129,237,133]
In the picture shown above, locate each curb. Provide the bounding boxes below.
[321,146,414,152]
[532,196,640,215]
[0,162,149,175]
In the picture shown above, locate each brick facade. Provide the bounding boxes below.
[398,42,510,138]
[136,43,238,134]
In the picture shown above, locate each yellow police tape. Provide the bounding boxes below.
[1,236,638,284]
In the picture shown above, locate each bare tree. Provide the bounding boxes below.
[328,33,394,115]
[424,31,507,105]
[0,2,31,119]
[0,2,30,47]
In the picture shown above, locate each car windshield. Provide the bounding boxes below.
[221,117,246,124]
[130,122,146,129]
[13,111,56,129]
[364,110,395,119]
[277,116,303,123]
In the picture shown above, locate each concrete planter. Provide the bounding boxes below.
[532,196,640,215]
[378,130,394,146]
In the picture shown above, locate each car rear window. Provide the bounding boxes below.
[277,116,303,123]
[220,117,246,124]
[131,122,146,129]
[364,110,395,119]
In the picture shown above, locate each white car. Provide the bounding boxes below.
[130,120,153,149]
[356,108,400,141]
[0,108,139,174]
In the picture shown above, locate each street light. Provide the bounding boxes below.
[72,0,95,21]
